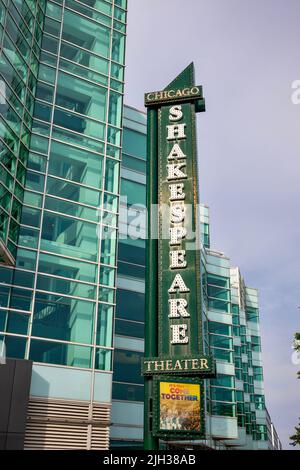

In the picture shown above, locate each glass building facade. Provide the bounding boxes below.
[0,0,127,450]
[110,105,281,451]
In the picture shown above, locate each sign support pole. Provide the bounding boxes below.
[144,107,159,450]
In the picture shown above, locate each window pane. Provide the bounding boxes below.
[62,10,110,57]
[32,292,94,343]
[209,322,232,336]
[29,339,92,368]
[116,289,145,322]
[41,212,98,261]
[48,140,103,187]
[46,176,101,205]
[0,310,29,335]
[115,319,144,339]
[60,40,108,75]
[96,303,113,347]
[0,334,26,359]
[118,239,145,266]
[95,347,111,370]
[36,274,96,300]
[45,196,98,222]
[112,383,143,402]
[122,129,146,159]
[121,178,146,206]
[211,387,235,402]
[38,252,97,283]
[113,349,143,384]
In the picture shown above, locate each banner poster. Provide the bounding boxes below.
[159,381,201,432]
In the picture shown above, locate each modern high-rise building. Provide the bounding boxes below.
[0,0,127,449]
[110,105,282,451]
[0,0,281,451]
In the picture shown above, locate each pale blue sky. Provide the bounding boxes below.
[124,0,300,449]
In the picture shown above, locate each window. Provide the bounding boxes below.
[62,10,110,57]
[251,335,261,352]
[211,402,235,417]
[122,154,146,174]
[29,339,92,368]
[209,322,232,336]
[255,394,265,410]
[116,289,145,323]
[256,424,268,441]
[211,387,235,402]
[56,71,107,122]
[113,349,144,385]
[207,275,230,313]
[210,374,234,388]
[32,292,95,344]
[118,239,145,266]
[60,40,108,75]
[211,349,233,363]
[122,129,146,159]
[253,366,263,381]
[46,176,101,206]
[48,140,103,188]
[0,334,26,359]
[38,252,97,283]
[36,274,96,300]
[210,335,233,349]
[0,311,29,335]
[115,319,144,339]
[112,383,143,402]
[41,212,99,261]
[246,306,259,323]
[96,303,113,347]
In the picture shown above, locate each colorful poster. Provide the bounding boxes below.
[159,382,201,432]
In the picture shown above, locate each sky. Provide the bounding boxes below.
[124,0,300,449]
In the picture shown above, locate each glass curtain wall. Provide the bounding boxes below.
[0,0,127,374]
[111,105,146,447]
[0,0,46,263]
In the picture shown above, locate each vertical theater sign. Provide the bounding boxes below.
[143,64,216,448]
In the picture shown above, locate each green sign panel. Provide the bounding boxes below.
[142,355,215,376]
[145,85,203,107]
[143,63,216,447]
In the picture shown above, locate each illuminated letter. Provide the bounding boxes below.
[170,227,187,245]
[170,203,185,223]
[167,163,187,180]
[168,298,189,318]
[170,250,187,269]
[170,324,188,344]
[169,183,185,201]
[167,143,186,160]
[167,124,186,140]
[169,105,183,121]
[168,274,190,293]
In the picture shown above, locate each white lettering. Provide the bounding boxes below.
[168,298,189,318]
[169,183,185,201]
[167,163,187,180]
[167,143,186,160]
[168,274,190,293]
[170,250,187,269]
[167,123,186,140]
[170,203,185,223]
[169,105,183,121]
[170,324,189,344]
[169,227,187,245]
